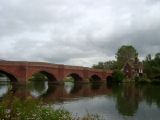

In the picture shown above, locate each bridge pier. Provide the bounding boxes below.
[18,80,27,85]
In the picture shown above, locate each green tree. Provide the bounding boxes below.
[92,60,117,70]
[29,73,48,81]
[92,62,104,69]
[143,53,160,79]
[146,54,152,62]
[103,60,118,70]
[116,45,138,69]
[155,53,160,65]
[143,54,153,78]
[112,70,124,83]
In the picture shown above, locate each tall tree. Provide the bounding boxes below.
[116,45,138,69]
[143,53,160,79]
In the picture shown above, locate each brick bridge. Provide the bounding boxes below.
[0,61,112,84]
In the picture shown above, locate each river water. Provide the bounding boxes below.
[0,80,160,120]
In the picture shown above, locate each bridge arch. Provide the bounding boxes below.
[29,71,58,83]
[89,74,102,83]
[0,70,18,82]
[65,73,83,83]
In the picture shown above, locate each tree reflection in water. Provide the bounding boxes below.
[28,80,48,97]
[112,84,143,116]
[28,72,49,97]
[140,84,160,108]
[1,78,160,119]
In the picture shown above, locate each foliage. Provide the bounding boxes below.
[92,45,138,72]
[143,53,160,79]
[29,73,48,81]
[135,76,150,83]
[0,94,102,120]
[64,76,74,82]
[92,60,117,70]
[112,70,124,83]
[0,94,72,120]
[28,80,47,96]
[116,45,138,69]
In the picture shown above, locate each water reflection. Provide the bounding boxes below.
[70,84,83,94]
[40,84,58,98]
[114,84,140,116]
[0,83,11,98]
[1,81,160,120]
[91,82,102,90]
[28,80,48,97]
[140,84,160,108]
[64,82,74,94]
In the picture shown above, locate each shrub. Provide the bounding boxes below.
[0,95,72,120]
[0,94,101,120]
[112,70,124,83]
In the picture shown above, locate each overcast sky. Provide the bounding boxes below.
[0,0,160,67]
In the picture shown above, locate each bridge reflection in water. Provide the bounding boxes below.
[0,79,112,103]
[0,81,111,103]
[1,79,160,120]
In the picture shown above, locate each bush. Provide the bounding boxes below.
[0,94,102,120]
[0,95,72,120]
[135,74,151,83]
[112,70,124,83]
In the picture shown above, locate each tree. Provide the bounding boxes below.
[112,70,124,83]
[116,45,138,69]
[143,53,160,79]
[155,53,160,65]
[143,54,153,78]
[146,54,152,62]
[92,60,117,70]
[103,61,118,70]
[92,62,104,69]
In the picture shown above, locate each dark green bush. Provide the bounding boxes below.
[112,70,124,83]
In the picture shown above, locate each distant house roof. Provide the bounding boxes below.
[123,59,143,71]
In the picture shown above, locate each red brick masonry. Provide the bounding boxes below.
[0,61,112,84]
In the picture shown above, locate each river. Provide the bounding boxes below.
[0,80,160,120]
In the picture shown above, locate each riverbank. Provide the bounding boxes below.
[0,94,102,120]
[122,77,160,84]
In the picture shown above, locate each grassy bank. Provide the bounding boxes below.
[0,94,102,120]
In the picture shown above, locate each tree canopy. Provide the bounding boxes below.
[116,45,138,69]
[92,60,117,70]
[92,45,138,71]
[143,53,160,79]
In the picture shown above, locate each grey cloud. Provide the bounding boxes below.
[0,0,160,67]
[98,25,160,58]
[146,0,160,4]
